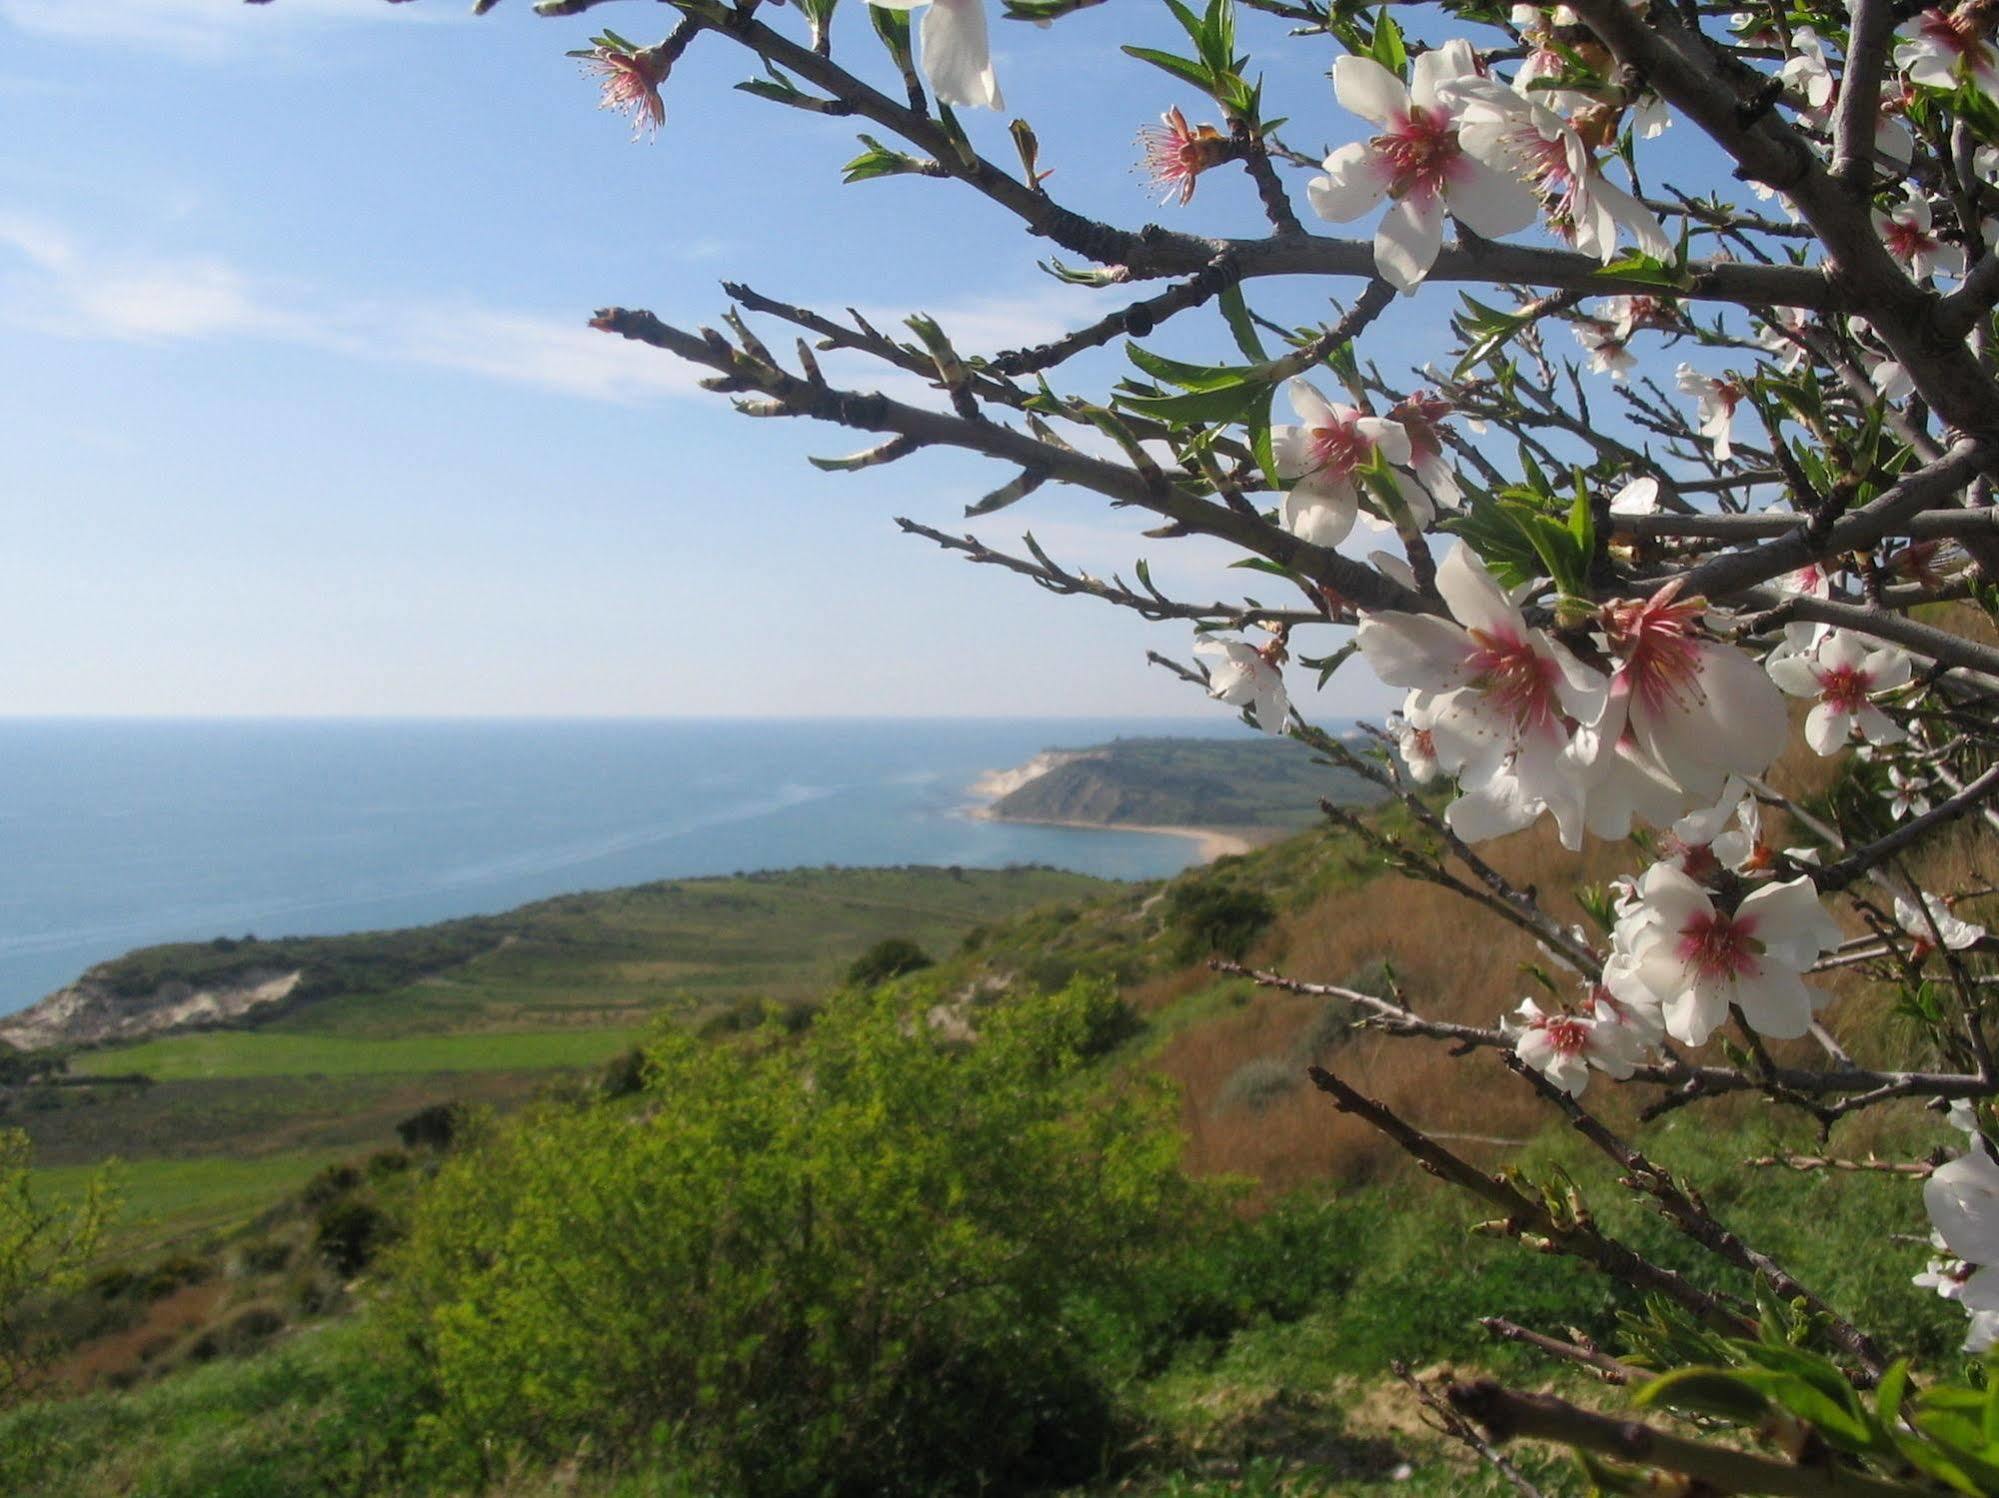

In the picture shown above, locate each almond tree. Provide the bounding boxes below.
[279,0,1999,1488]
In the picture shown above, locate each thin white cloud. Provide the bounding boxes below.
[0,0,440,64]
[0,212,702,403]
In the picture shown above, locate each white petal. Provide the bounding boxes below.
[1927,1150,1999,1264]
[1288,378,1338,429]
[1356,612,1471,690]
[1282,480,1358,548]
[1444,156,1540,238]
[1434,543,1517,635]
[1804,701,1848,754]
[918,0,1002,109]
[1308,143,1391,223]
[1334,54,1411,126]
[1410,37,1479,108]
[1376,192,1445,292]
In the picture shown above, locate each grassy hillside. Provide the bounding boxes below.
[4,782,1974,1496]
[985,735,1380,831]
[8,866,1114,1249]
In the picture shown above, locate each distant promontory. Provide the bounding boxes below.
[973,735,1381,850]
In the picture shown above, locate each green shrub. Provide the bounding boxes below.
[394,1102,466,1154]
[1163,882,1276,963]
[313,1200,392,1279]
[1217,1056,1301,1114]
[385,978,1203,1494]
[844,935,934,988]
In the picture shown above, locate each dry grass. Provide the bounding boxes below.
[1146,726,1987,1194]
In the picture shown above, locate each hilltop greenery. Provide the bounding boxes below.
[985,736,1380,833]
[0,802,1975,1494]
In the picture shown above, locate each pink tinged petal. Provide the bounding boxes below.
[1854,703,1906,745]
[1282,481,1358,547]
[1358,416,1413,466]
[1356,611,1473,690]
[1638,862,1715,929]
[918,0,1002,109]
[1736,876,1840,969]
[1960,1264,1999,1314]
[1545,636,1609,725]
[1695,644,1788,777]
[1926,1150,1999,1264]
[1445,777,1540,843]
[1443,155,1540,238]
[1659,979,1727,1048]
[1409,37,1480,108]
[1433,544,1518,636]
[1270,425,1316,481]
[1333,54,1411,126]
[1804,700,1850,754]
[1864,648,1914,690]
[1376,192,1446,292]
[1308,143,1392,223]
[1766,654,1822,697]
[1590,174,1673,261]
[1287,378,1338,428]
[1729,963,1817,1039]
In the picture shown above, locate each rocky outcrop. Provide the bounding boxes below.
[0,968,303,1052]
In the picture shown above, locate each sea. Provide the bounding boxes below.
[0,717,1255,1018]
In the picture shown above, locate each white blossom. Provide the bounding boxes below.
[1195,635,1289,735]
[1271,380,1410,547]
[1606,862,1841,1045]
[1308,41,1540,291]
[1505,994,1641,1096]
[868,0,1002,110]
[1874,191,1966,281]
[1895,892,1987,951]
[1355,546,1608,849]
[1766,629,1913,754]
[1674,365,1741,461]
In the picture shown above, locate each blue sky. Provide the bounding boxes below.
[0,0,1538,719]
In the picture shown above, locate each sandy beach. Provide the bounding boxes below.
[964,807,1266,864]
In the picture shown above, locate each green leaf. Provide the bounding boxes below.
[1597,251,1685,287]
[1633,1367,1772,1423]
[1369,7,1406,74]
[1229,556,1294,576]
[1125,343,1260,393]
[1217,284,1266,362]
[1115,381,1263,425]
[1120,45,1214,91]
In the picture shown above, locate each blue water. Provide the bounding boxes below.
[0,718,1250,1016]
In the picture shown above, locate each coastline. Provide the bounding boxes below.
[964,806,1269,864]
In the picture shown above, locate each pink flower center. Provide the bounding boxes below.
[1667,837,1721,882]
[1374,106,1463,200]
[1465,627,1561,733]
[1307,415,1378,480]
[1675,910,1763,982]
[1881,217,1940,264]
[1603,592,1706,716]
[1409,727,1436,761]
[1920,7,1989,62]
[1139,109,1226,205]
[1815,662,1873,713]
[1543,1015,1592,1056]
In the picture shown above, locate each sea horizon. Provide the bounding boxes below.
[0,715,1307,1018]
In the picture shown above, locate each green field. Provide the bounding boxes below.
[72,1027,650,1083]
[15,864,1118,1240]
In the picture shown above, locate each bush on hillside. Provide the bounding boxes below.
[384,977,1205,1494]
[844,935,934,988]
[1163,882,1276,964]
